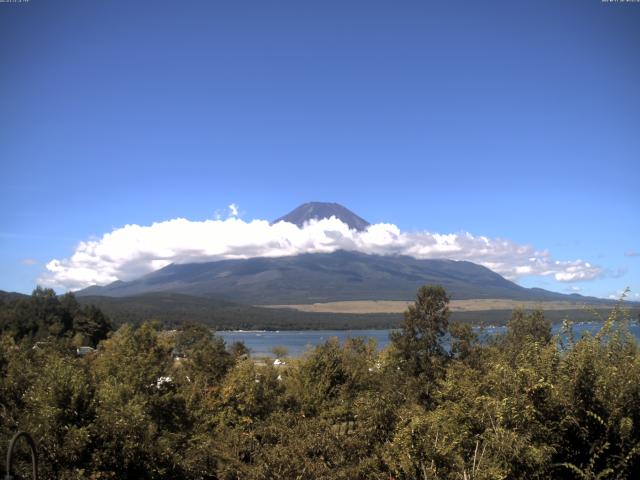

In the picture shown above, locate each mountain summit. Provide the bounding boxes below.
[273,202,370,231]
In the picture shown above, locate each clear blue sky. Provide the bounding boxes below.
[1,0,638,299]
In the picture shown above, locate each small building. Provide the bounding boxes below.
[76,346,95,356]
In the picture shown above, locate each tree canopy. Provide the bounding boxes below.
[0,288,111,346]
[1,285,639,479]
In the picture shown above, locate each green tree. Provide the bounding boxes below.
[449,322,479,364]
[390,284,450,404]
[89,323,189,479]
[271,345,289,359]
[22,351,95,479]
[228,341,250,360]
[175,322,213,352]
[505,308,552,346]
[219,359,283,427]
[0,289,111,345]
[72,304,112,347]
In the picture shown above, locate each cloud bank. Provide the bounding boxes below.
[41,215,603,290]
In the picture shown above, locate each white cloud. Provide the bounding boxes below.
[553,260,602,282]
[21,258,38,266]
[228,203,239,218]
[40,216,604,290]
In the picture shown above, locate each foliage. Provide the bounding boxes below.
[0,288,111,346]
[1,285,639,479]
[390,284,451,405]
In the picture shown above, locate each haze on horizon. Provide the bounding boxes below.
[1,1,639,300]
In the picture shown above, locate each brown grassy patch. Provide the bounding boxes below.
[260,299,596,314]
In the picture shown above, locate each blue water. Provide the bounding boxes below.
[218,322,640,357]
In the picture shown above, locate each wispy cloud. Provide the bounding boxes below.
[228,203,239,218]
[625,250,638,257]
[20,258,38,266]
[40,216,604,290]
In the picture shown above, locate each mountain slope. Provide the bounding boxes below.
[77,250,603,305]
[273,202,370,231]
[0,290,29,302]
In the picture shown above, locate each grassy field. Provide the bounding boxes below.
[260,298,610,314]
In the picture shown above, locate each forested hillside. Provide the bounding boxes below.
[77,292,401,330]
[77,292,631,330]
[1,286,638,479]
[0,287,111,347]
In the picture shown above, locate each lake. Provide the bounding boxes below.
[218,322,640,357]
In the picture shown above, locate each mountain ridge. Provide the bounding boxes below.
[76,250,609,305]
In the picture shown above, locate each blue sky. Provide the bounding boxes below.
[1,0,638,299]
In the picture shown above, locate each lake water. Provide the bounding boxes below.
[218,322,640,357]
